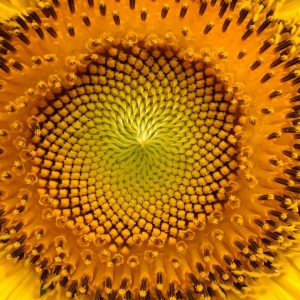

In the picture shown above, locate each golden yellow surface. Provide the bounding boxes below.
[0,0,300,299]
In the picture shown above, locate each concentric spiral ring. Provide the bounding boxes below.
[31,46,242,246]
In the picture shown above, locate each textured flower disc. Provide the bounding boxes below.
[0,0,300,299]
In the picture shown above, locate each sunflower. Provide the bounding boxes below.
[0,0,300,299]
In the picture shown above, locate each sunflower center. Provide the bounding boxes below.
[29,45,241,246]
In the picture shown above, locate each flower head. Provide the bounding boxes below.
[0,0,300,299]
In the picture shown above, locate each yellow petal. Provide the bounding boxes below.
[0,258,40,300]
[250,254,300,300]
[0,258,90,300]
[0,0,36,21]
[275,0,300,21]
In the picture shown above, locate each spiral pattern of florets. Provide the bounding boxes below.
[30,46,241,246]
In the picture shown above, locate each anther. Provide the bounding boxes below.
[235,240,246,251]
[204,23,214,34]
[67,280,78,298]
[0,28,11,40]
[269,159,282,167]
[11,246,25,259]
[169,282,175,297]
[15,31,30,45]
[182,27,189,36]
[125,291,132,300]
[60,276,69,288]
[44,24,57,38]
[228,0,237,10]
[0,57,7,64]
[289,95,300,103]
[274,177,290,187]
[129,0,135,10]
[47,5,57,19]
[219,1,229,18]
[52,0,60,7]
[282,126,297,133]
[108,291,117,300]
[287,186,300,193]
[294,143,300,150]
[267,132,281,140]
[237,49,247,59]
[80,276,89,293]
[246,16,256,29]
[285,56,300,68]
[22,15,33,25]
[265,231,280,241]
[37,258,48,271]
[196,263,205,276]
[39,3,52,18]
[119,278,127,293]
[0,47,8,55]
[270,55,287,68]
[186,289,195,300]
[259,39,274,54]
[180,5,188,18]
[224,255,235,269]
[53,265,62,275]
[282,149,295,159]
[199,1,208,16]
[241,26,255,41]
[95,288,103,300]
[269,90,282,99]
[82,14,91,26]
[237,8,249,25]
[30,255,40,264]
[32,56,43,65]
[67,24,75,37]
[282,70,299,83]
[250,58,264,70]
[87,0,94,7]
[33,24,45,39]
[141,9,147,21]
[260,72,274,83]
[44,54,56,62]
[99,2,106,16]
[0,62,10,73]
[275,39,293,52]
[28,9,42,24]
[265,9,274,18]
[14,16,29,31]
[269,210,285,221]
[0,40,16,52]
[68,0,75,14]
[257,17,272,35]
[248,239,259,253]
[161,5,169,19]
[33,244,43,255]
[155,289,164,300]
[156,271,163,289]
[112,12,120,25]
[189,273,201,290]
[40,269,49,281]
[140,277,147,296]
[105,277,112,292]
[222,17,232,32]
[214,265,227,280]
[292,77,300,85]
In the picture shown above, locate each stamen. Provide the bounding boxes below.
[68,0,75,14]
